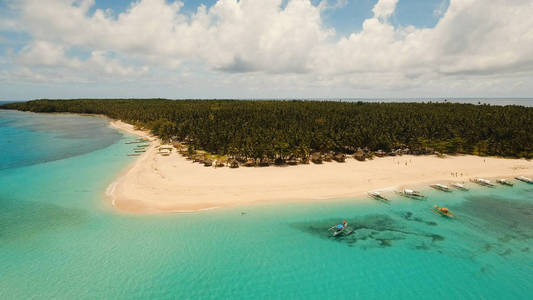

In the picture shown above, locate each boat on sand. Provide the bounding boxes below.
[470,178,494,187]
[396,189,424,199]
[430,184,451,192]
[496,179,513,186]
[368,191,389,202]
[451,183,469,191]
[515,176,533,184]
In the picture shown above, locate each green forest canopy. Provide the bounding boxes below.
[2,99,532,159]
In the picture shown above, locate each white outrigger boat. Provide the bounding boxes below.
[396,189,425,199]
[430,184,451,192]
[496,179,513,186]
[470,178,494,187]
[451,183,469,191]
[368,191,390,202]
[515,176,533,184]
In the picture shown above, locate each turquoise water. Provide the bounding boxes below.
[1,110,532,299]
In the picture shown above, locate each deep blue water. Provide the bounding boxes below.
[0,110,121,170]
[1,110,532,299]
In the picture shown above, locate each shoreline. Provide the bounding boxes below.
[106,120,533,214]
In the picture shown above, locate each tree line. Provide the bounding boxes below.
[2,99,532,159]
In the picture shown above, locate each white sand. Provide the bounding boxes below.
[107,120,533,213]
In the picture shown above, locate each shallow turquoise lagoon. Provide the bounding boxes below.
[1,110,532,299]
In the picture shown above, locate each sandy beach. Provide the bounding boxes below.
[107,120,533,213]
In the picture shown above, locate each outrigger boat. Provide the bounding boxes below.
[328,221,353,237]
[470,178,494,187]
[396,189,424,199]
[127,154,141,156]
[431,205,455,218]
[451,183,469,191]
[158,150,171,156]
[496,179,513,186]
[368,191,389,202]
[430,184,451,192]
[515,176,533,184]
[125,141,146,144]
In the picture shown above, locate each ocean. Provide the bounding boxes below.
[1,110,532,299]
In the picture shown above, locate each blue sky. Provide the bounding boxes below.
[0,0,531,100]
[86,0,449,34]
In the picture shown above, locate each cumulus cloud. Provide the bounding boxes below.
[372,0,399,20]
[1,0,533,96]
[12,40,147,82]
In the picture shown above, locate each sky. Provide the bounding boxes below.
[0,0,532,100]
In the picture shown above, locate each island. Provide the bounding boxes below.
[2,99,532,212]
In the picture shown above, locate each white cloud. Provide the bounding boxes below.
[433,0,448,18]
[372,0,399,20]
[12,40,147,82]
[2,0,533,97]
[318,0,348,11]
[17,41,81,67]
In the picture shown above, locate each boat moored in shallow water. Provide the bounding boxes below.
[451,183,469,191]
[431,205,455,218]
[328,221,353,237]
[430,184,451,192]
[515,176,533,184]
[368,191,389,202]
[496,179,513,186]
[396,189,424,199]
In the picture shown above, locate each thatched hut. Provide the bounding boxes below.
[243,159,255,167]
[274,157,285,165]
[343,146,356,154]
[375,150,386,157]
[333,153,346,162]
[354,149,366,161]
[204,159,213,167]
[258,157,270,167]
[235,155,247,163]
[323,153,333,162]
[228,159,239,168]
[435,151,446,158]
[193,155,205,163]
[215,160,225,168]
[287,159,298,165]
[311,152,322,164]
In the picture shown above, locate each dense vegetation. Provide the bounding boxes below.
[2,99,532,160]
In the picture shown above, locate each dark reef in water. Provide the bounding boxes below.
[293,192,533,265]
[292,213,444,250]
[399,211,438,226]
